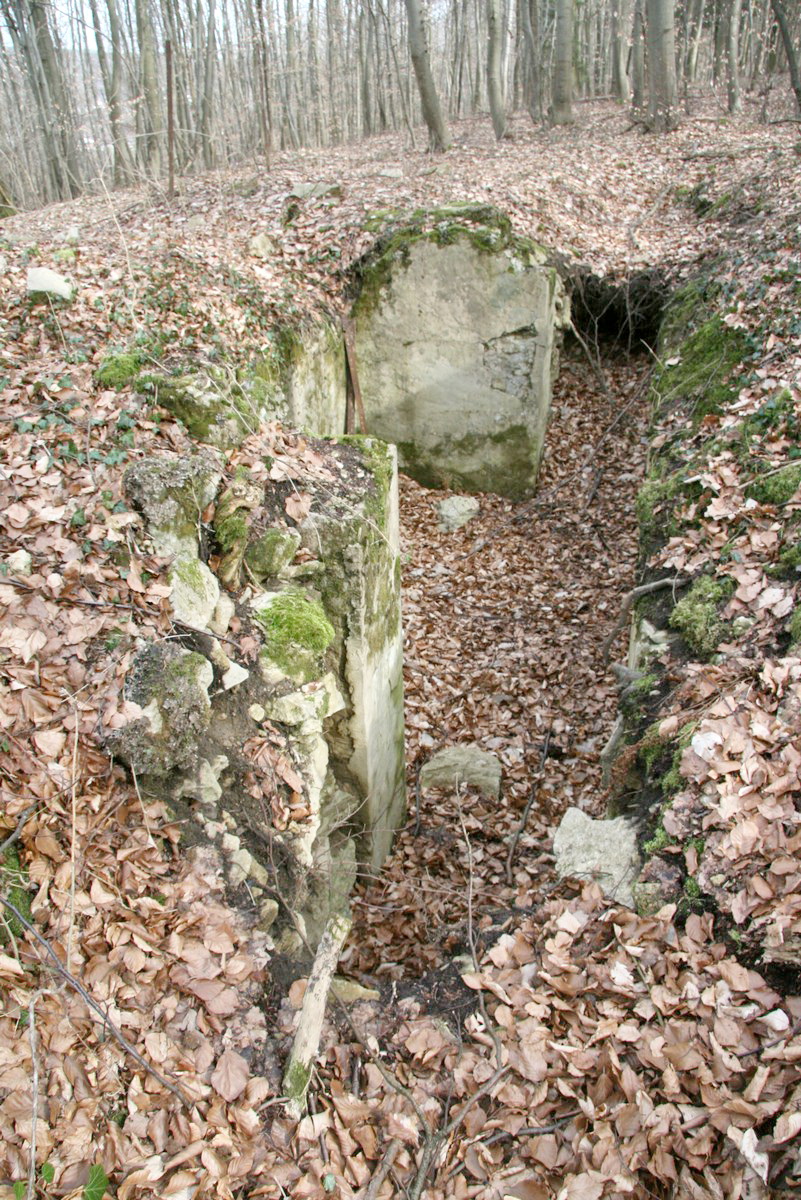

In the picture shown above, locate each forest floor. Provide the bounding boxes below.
[1,96,801,1199]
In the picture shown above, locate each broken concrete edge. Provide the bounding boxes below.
[96,316,346,448]
[95,205,572,502]
[106,435,405,955]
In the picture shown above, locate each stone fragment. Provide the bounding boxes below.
[290,182,342,201]
[6,549,32,576]
[249,232,278,258]
[420,745,502,799]
[378,167,403,180]
[26,267,73,300]
[176,756,227,812]
[105,643,213,777]
[259,898,279,929]
[222,662,249,690]
[437,496,481,532]
[331,977,380,1003]
[168,554,220,630]
[210,592,236,636]
[123,453,222,559]
[552,807,640,908]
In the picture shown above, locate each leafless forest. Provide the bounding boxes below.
[1,0,800,213]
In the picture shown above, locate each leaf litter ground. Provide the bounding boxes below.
[1,100,801,1198]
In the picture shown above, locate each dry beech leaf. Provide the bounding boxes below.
[210,1049,250,1102]
[285,491,312,521]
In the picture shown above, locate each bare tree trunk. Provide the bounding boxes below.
[611,0,631,100]
[645,0,679,129]
[551,0,574,123]
[403,0,451,149]
[771,0,801,114]
[727,0,743,110]
[631,0,646,115]
[519,0,542,121]
[136,0,162,175]
[487,0,506,138]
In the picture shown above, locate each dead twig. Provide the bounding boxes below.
[569,319,609,396]
[363,1137,402,1200]
[505,729,552,885]
[0,804,38,857]
[601,576,688,664]
[0,893,194,1109]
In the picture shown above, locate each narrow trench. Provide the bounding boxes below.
[342,343,652,984]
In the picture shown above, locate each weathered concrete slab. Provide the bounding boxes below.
[352,208,568,499]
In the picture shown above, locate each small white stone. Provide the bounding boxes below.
[220,832,241,854]
[222,662,250,690]
[27,267,73,300]
[248,703,266,722]
[169,555,221,631]
[6,549,32,576]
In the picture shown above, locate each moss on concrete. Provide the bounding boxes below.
[352,204,545,319]
[669,575,735,658]
[246,528,301,580]
[255,591,334,679]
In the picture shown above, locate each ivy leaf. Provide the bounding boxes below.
[82,1164,109,1200]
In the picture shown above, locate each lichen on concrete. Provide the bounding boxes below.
[106,642,213,776]
[123,452,222,558]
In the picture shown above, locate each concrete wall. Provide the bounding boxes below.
[351,227,567,499]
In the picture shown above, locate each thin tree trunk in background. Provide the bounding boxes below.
[166,35,175,191]
[727,0,742,110]
[645,0,679,129]
[520,0,542,122]
[611,0,631,100]
[771,0,801,114]
[487,0,507,138]
[326,0,343,142]
[631,0,646,115]
[403,0,451,150]
[376,0,416,143]
[551,0,574,123]
[686,0,704,81]
[136,0,161,174]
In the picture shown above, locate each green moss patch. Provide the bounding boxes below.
[96,352,145,390]
[1,848,31,940]
[255,591,334,679]
[745,464,801,507]
[652,314,753,426]
[669,575,735,658]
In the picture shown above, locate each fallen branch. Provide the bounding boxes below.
[601,577,687,664]
[283,912,352,1120]
[505,728,552,885]
[0,894,193,1109]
